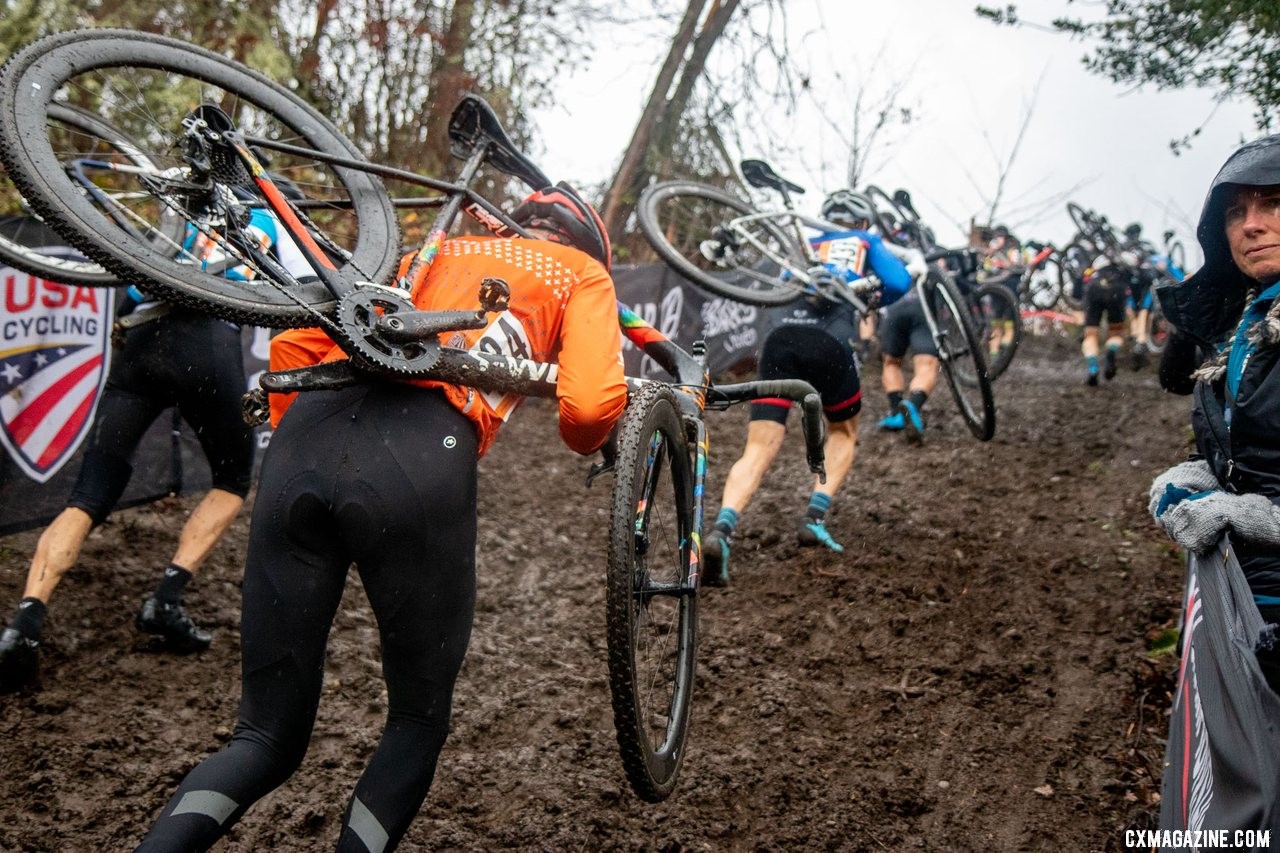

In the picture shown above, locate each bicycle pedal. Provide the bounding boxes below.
[585,460,614,488]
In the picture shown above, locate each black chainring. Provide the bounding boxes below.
[336,289,442,374]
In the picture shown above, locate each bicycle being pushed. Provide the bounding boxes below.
[0,29,835,804]
[632,162,995,441]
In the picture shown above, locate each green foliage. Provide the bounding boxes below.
[975,1,1280,135]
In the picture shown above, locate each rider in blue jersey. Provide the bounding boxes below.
[702,190,911,585]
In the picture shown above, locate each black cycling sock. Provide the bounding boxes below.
[908,390,928,411]
[154,564,194,603]
[10,597,47,639]
[887,391,904,410]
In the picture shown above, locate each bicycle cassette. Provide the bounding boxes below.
[336,289,442,375]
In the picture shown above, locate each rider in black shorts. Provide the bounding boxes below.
[0,302,253,692]
[1081,255,1128,385]
[702,190,912,585]
[1121,222,1159,368]
[0,205,308,692]
[876,283,938,443]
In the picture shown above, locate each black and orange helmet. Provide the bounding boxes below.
[511,182,612,270]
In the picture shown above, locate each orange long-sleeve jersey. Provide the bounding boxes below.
[268,236,628,457]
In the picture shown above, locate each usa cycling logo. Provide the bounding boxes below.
[0,268,114,483]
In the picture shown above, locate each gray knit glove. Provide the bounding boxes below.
[1162,490,1280,554]
[1148,459,1221,526]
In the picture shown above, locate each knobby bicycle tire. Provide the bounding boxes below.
[972,282,1022,382]
[0,29,399,327]
[605,382,698,802]
[637,181,808,307]
[0,103,184,286]
[926,274,996,441]
[1058,242,1092,312]
[1023,254,1063,311]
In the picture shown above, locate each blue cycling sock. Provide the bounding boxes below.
[1086,354,1099,374]
[1106,342,1120,353]
[806,492,832,522]
[714,507,739,536]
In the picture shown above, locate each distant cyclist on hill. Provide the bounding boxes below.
[136,184,628,852]
[1080,251,1130,386]
[1120,221,1161,369]
[701,190,913,586]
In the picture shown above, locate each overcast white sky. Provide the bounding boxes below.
[534,0,1259,265]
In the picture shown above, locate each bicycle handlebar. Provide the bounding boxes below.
[707,380,827,481]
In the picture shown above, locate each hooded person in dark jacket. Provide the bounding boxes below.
[1150,134,1280,627]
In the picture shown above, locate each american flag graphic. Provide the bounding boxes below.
[0,268,113,484]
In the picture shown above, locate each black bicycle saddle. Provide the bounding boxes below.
[448,95,551,189]
[740,159,805,195]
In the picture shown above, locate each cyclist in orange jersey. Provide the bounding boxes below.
[137,183,627,853]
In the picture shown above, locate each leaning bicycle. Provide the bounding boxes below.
[0,28,834,804]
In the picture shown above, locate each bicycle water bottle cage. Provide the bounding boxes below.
[740,159,805,195]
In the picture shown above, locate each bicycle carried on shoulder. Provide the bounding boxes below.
[865,184,1023,383]
[0,28,832,803]
[636,162,995,440]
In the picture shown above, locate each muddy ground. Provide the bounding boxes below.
[0,334,1192,852]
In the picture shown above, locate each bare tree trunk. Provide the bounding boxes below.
[421,0,477,176]
[600,0,707,236]
[651,0,741,159]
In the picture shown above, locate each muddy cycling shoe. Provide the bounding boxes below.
[1131,342,1149,371]
[1085,370,1099,387]
[877,411,905,431]
[1103,348,1119,380]
[899,400,925,444]
[0,628,39,693]
[797,519,844,552]
[701,529,731,588]
[136,597,212,653]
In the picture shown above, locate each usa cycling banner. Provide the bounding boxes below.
[0,265,113,483]
[1158,538,1280,850]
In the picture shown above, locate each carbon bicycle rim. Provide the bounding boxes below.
[0,103,184,286]
[971,282,1022,382]
[927,274,996,440]
[605,383,698,802]
[0,29,399,327]
[637,181,808,306]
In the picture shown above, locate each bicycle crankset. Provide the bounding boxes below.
[336,288,442,375]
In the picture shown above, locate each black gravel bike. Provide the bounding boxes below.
[0,28,834,803]
[638,162,996,440]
